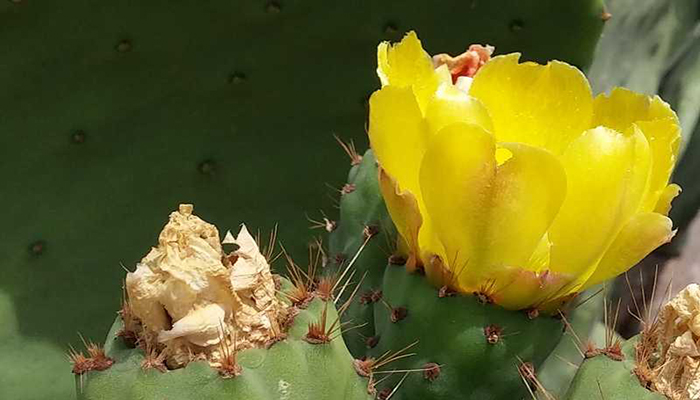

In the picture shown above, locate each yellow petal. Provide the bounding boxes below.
[418,123,493,283]
[488,267,573,310]
[417,216,445,273]
[636,118,680,212]
[548,127,651,279]
[527,233,552,272]
[592,88,681,212]
[489,142,568,267]
[377,31,440,113]
[424,84,494,135]
[378,168,422,270]
[592,87,677,131]
[419,123,567,290]
[469,53,593,154]
[434,64,453,85]
[580,213,675,290]
[378,170,445,279]
[368,85,427,197]
[655,184,682,215]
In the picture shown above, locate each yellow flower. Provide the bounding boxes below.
[369,32,681,310]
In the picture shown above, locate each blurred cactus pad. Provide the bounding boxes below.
[1,0,606,398]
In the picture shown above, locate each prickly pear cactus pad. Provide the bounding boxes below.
[327,149,395,356]
[369,31,682,309]
[72,205,373,400]
[564,338,665,400]
[369,265,564,400]
[566,284,700,400]
[77,303,372,400]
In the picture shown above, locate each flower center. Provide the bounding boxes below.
[432,44,494,83]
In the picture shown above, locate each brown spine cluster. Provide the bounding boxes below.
[69,342,114,375]
[484,324,503,345]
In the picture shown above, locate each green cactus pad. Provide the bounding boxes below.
[368,266,564,400]
[328,150,395,356]
[77,297,373,400]
[564,338,665,400]
[536,289,605,397]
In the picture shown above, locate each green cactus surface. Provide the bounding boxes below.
[564,337,665,400]
[327,150,395,357]
[536,289,605,398]
[76,296,373,400]
[369,266,564,400]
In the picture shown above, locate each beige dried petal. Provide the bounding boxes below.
[158,303,226,347]
[670,331,700,357]
[230,225,267,290]
[222,230,236,245]
[682,357,700,400]
[691,313,700,338]
[689,368,700,400]
[125,205,285,368]
[125,264,169,331]
[669,284,700,323]
[127,206,230,324]
[652,284,700,399]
